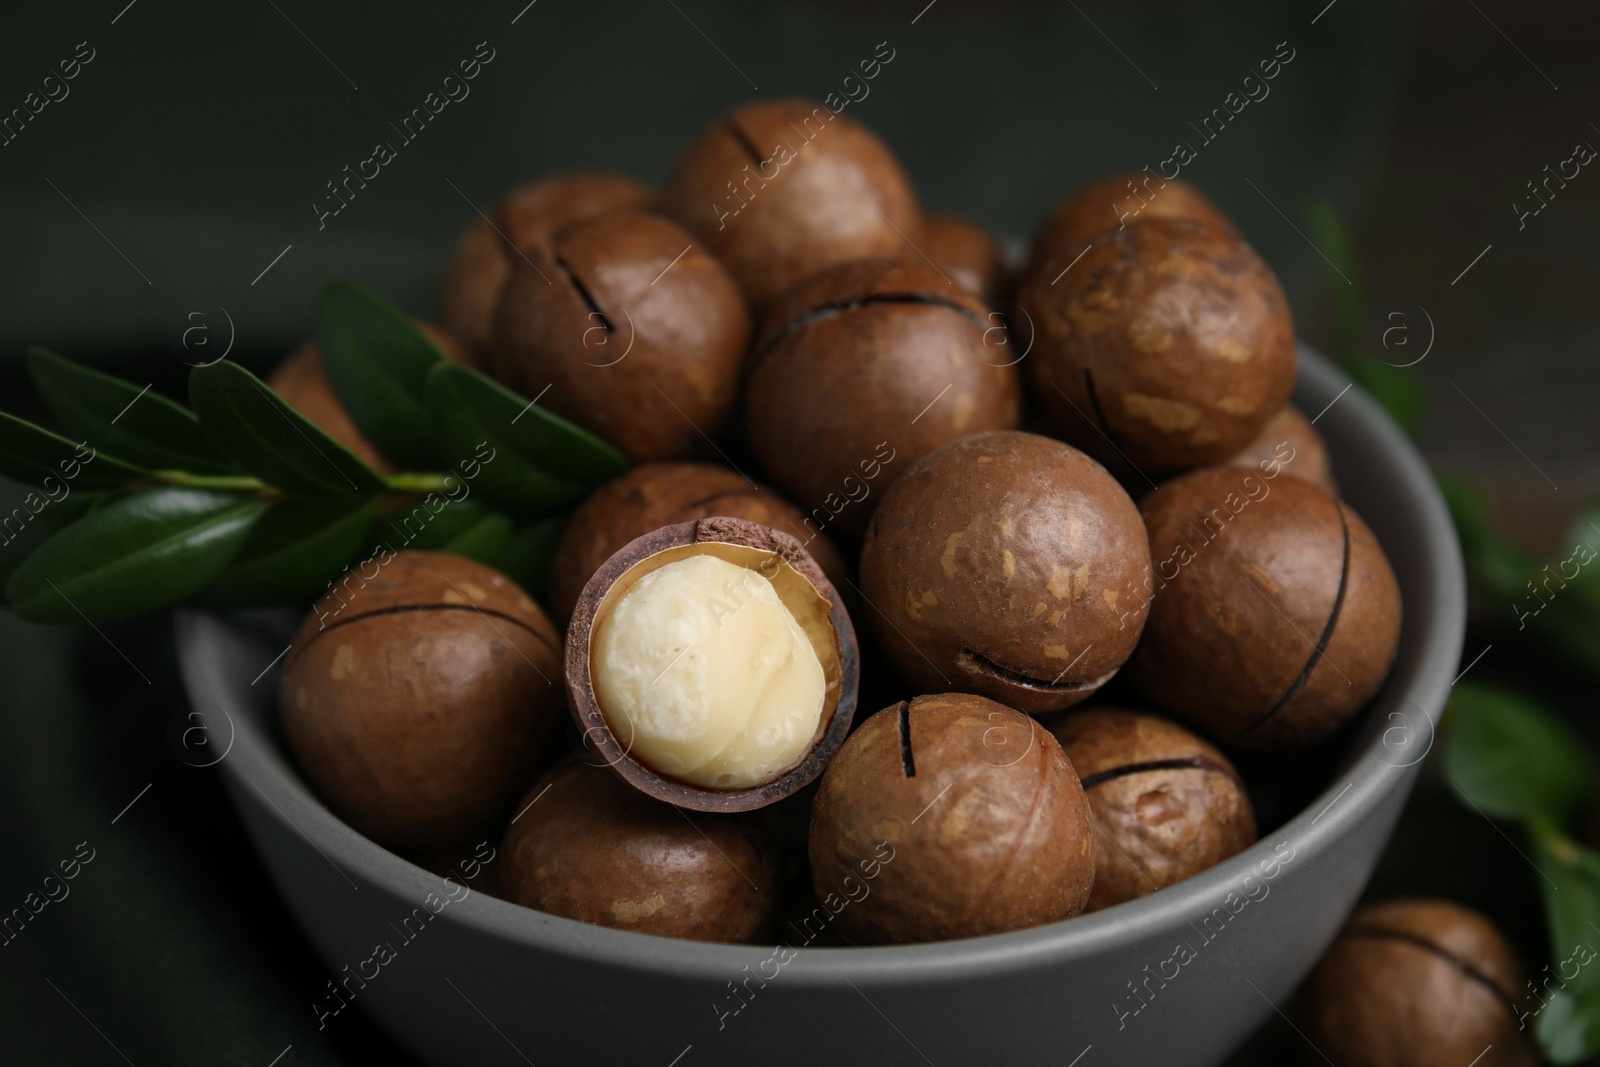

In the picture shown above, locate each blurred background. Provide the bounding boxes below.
[0,0,1595,1062]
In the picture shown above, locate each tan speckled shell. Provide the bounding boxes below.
[664,98,921,310]
[1050,708,1255,911]
[1018,218,1296,476]
[500,758,778,943]
[488,210,751,463]
[859,431,1151,714]
[545,462,847,625]
[1127,467,1401,749]
[922,213,1009,306]
[808,693,1095,944]
[1025,173,1234,283]
[279,551,564,850]
[1302,899,1539,1067]
[438,171,654,352]
[1225,404,1337,494]
[746,257,1021,536]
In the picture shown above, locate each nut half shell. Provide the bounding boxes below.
[565,516,859,812]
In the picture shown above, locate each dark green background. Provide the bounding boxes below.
[1,0,1595,1062]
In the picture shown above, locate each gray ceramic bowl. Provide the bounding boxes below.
[175,344,1464,1067]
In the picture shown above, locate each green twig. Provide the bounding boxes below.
[150,470,269,491]
[383,472,459,494]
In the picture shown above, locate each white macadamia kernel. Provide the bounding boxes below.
[591,553,826,789]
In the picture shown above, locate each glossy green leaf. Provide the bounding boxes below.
[0,489,101,588]
[194,496,380,607]
[497,513,567,599]
[1342,351,1427,439]
[25,347,234,474]
[424,361,626,516]
[1531,828,1600,1062]
[1306,195,1366,355]
[6,487,267,622]
[189,360,385,497]
[313,280,447,469]
[363,498,496,556]
[436,510,513,565]
[1440,474,1538,602]
[0,411,148,490]
[1443,684,1593,824]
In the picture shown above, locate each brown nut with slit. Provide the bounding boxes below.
[745,257,1021,536]
[664,97,921,309]
[279,551,564,851]
[1050,708,1256,911]
[1224,404,1337,494]
[808,693,1095,944]
[546,462,847,625]
[922,213,1010,306]
[1024,173,1234,283]
[1301,898,1540,1067]
[439,171,654,352]
[1125,466,1401,750]
[1017,218,1296,476]
[489,209,750,462]
[267,322,473,476]
[566,516,858,812]
[500,758,778,943]
[859,431,1151,714]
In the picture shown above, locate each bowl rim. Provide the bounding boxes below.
[180,343,1466,987]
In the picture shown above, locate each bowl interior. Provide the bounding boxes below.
[177,341,1465,982]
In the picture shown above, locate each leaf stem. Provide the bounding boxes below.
[383,472,458,493]
[150,470,269,491]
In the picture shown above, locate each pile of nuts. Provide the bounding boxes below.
[273,99,1415,963]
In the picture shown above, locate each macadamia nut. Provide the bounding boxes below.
[592,554,826,789]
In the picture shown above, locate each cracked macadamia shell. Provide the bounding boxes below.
[489,209,750,463]
[1301,899,1539,1067]
[808,693,1094,944]
[1224,404,1337,494]
[279,551,564,851]
[1025,174,1234,283]
[859,431,1151,714]
[438,172,654,352]
[500,758,778,943]
[1050,708,1255,911]
[565,517,858,812]
[922,213,1009,306]
[546,462,846,625]
[267,322,473,477]
[664,97,921,309]
[745,257,1021,536]
[1017,218,1296,476]
[1126,466,1401,750]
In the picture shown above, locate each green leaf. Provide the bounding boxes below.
[25,347,234,474]
[1305,194,1367,359]
[365,498,500,555]
[1530,828,1600,1062]
[424,361,627,516]
[6,487,267,622]
[194,496,380,607]
[1342,351,1427,439]
[436,510,513,565]
[313,280,448,469]
[0,489,102,589]
[1443,683,1593,824]
[189,360,386,497]
[1439,473,1538,602]
[0,411,148,490]
[497,513,567,599]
